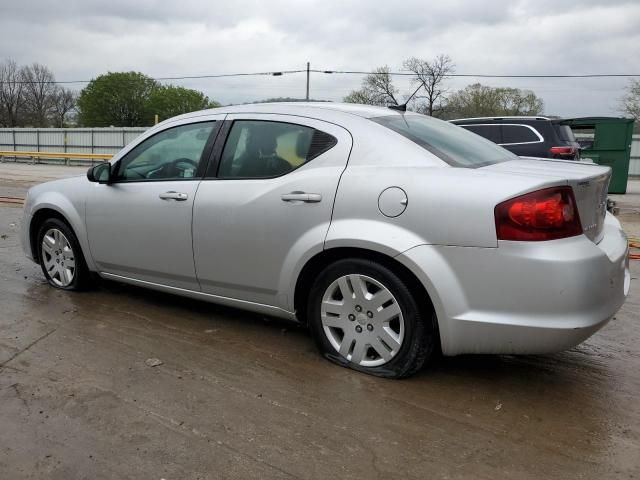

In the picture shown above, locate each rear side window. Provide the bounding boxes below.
[554,124,576,142]
[461,124,502,143]
[502,125,541,144]
[218,120,336,179]
[371,115,516,168]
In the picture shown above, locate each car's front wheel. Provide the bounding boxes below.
[307,258,436,378]
[37,218,91,291]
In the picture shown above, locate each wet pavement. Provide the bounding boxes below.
[0,164,639,479]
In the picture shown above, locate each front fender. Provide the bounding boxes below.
[25,180,96,271]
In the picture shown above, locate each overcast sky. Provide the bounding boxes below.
[1,0,639,117]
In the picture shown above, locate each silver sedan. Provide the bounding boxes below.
[21,103,630,378]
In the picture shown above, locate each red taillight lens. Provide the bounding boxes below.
[495,186,582,241]
[549,146,576,156]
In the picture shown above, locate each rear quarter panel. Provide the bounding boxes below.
[326,161,557,252]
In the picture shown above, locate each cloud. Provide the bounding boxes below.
[1,0,638,116]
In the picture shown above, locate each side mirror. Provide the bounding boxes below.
[87,163,112,184]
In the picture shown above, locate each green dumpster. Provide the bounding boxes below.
[561,117,635,194]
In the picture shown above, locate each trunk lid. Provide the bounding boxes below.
[483,158,610,243]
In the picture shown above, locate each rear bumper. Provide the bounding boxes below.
[397,212,629,355]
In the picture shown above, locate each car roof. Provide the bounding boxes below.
[167,102,409,125]
[450,116,552,123]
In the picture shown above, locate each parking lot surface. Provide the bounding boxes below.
[1,164,639,479]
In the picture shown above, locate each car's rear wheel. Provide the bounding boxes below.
[307,258,436,378]
[37,218,91,290]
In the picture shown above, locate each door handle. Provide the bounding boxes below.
[159,191,188,201]
[281,192,322,203]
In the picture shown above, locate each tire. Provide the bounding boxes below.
[307,258,436,378]
[37,218,91,291]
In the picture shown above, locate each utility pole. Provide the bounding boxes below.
[306,62,310,101]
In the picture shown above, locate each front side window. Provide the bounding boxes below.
[218,120,336,179]
[116,122,216,181]
[372,115,517,168]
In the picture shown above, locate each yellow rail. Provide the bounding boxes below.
[0,150,112,160]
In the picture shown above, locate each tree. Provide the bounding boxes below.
[621,79,640,121]
[51,87,78,127]
[403,54,455,116]
[0,59,78,127]
[77,72,159,126]
[148,85,217,122]
[0,59,25,127]
[441,83,544,119]
[20,63,58,127]
[343,89,376,105]
[77,72,219,126]
[343,66,399,106]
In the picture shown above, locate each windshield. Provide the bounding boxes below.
[371,114,517,168]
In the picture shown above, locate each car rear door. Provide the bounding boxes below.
[85,117,223,290]
[192,114,352,310]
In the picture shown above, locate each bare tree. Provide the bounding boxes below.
[343,66,399,106]
[51,87,78,127]
[21,63,57,126]
[621,79,640,121]
[0,59,25,127]
[403,54,455,116]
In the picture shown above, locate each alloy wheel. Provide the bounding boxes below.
[41,228,76,287]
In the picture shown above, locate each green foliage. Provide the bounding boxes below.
[148,85,217,122]
[78,72,158,126]
[441,83,544,119]
[78,72,219,126]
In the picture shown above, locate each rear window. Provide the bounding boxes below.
[371,115,517,168]
[554,124,576,142]
[502,125,541,144]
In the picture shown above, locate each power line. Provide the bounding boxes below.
[11,69,640,85]
[13,70,307,84]
[313,70,640,78]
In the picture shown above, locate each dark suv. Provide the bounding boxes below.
[450,116,580,160]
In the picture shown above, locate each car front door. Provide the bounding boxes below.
[85,118,223,290]
[192,114,352,310]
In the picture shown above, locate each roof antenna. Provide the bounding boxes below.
[388,83,423,112]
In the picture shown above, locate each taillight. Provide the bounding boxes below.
[495,186,582,241]
[549,146,576,156]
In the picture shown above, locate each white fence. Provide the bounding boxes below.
[1,128,639,175]
[0,127,148,156]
